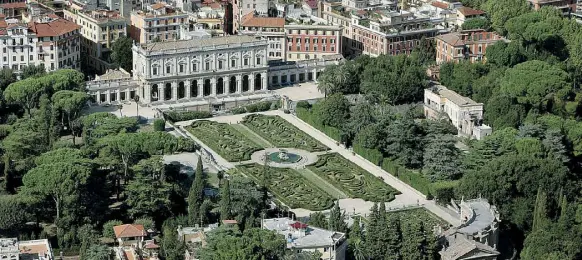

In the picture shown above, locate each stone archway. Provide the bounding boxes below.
[217,78,224,95]
[178,82,185,99]
[242,75,249,92]
[151,84,159,101]
[190,80,198,97]
[164,83,172,100]
[229,76,237,93]
[203,79,211,96]
[254,74,262,90]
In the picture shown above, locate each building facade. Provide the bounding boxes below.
[129,2,189,44]
[435,29,504,64]
[0,238,53,260]
[424,84,491,139]
[0,16,81,73]
[285,24,342,61]
[240,11,285,61]
[64,9,128,73]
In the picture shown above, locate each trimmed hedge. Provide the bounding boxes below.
[296,107,342,141]
[230,101,279,114]
[186,120,262,162]
[163,110,212,122]
[153,119,165,131]
[238,164,334,211]
[308,153,400,202]
[353,144,383,166]
[381,159,432,196]
[431,180,459,205]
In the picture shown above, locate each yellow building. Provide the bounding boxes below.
[64,9,128,74]
[129,2,188,44]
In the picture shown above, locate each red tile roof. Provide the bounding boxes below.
[457,6,485,16]
[437,32,465,46]
[431,1,449,9]
[289,222,308,229]
[150,2,166,9]
[241,12,285,28]
[0,2,26,9]
[113,224,147,238]
[28,18,80,37]
[222,220,238,224]
[305,0,318,9]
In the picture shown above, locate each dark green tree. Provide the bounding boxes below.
[111,36,133,72]
[328,201,348,233]
[308,212,327,229]
[188,156,205,225]
[315,93,350,128]
[219,178,232,221]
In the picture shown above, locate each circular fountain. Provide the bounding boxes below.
[268,149,302,164]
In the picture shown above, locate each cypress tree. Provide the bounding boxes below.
[384,214,403,260]
[329,201,347,233]
[532,187,548,231]
[219,178,232,221]
[188,156,206,225]
[349,216,362,240]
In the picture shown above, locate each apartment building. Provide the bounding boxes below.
[455,6,485,26]
[320,1,353,56]
[527,0,573,11]
[64,9,128,73]
[350,10,438,57]
[435,29,504,64]
[129,2,189,44]
[0,15,80,73]
[0,2,27,19]
[240,11,285,61]
[285,23,342,61]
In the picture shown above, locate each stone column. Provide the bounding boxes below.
[198,80,203,97]
[236,75,242,93]
[185,81,191,99]
[126,89,130,101]
[249,73,255,93]
[313,68,318,81]
[106,90,111,103]
[116,90,120,102]
[159,84,165,101]
[172,82,178,101]
[144,84,150,103]
[211,77,217,96]
[96,90,101,104]
[224,76,230,94]
[262,72,268,91]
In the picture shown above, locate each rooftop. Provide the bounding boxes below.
[428,85,479,106]
[262,218,345,249]
[242,12,285,28]
[440,235,499,259]
[0,238,18,254]
[94,68,132,81]
[0,2,27,9]
[28,18,80,37]
[457,6,485,16]
[113,224,147,238]
[140,35,266,51]
[431,1,449,9]
[19,239,52,260]
[457,199,498,235]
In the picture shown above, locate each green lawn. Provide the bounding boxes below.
[242,114,329,152]
[308,153,401,202]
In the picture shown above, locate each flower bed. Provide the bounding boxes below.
[242,114,328,152]
[308,153,400,202]
[238,164,334,211]
[186,120,262,162]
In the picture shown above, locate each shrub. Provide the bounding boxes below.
[163,110,212,122]
[382,159,431,195]
[134,218,155,231]
[431,181,459,205]
[296,107,342,141]
[296,100,311,109]
[153,119,165,131]
[102,220,123,239]
[231,107,247,114]
[353,144,383,166]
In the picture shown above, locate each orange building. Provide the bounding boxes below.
[435,29,504,64]
[129,2,188,44]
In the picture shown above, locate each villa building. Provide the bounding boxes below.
[63,9,128,73]
[0,238,53,260]
[423,84,491,139]
[262,218,347,260]
[435,29,504,64]
[240,11,285,61]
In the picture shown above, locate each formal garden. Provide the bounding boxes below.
[186,120,263,162]
[237,164,334,211]
[386,208,450,229]
[308,153,400,202]
[242,114,328,152]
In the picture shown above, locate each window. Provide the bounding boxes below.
[12,56,15,61]
[152,67,158,75]
[192,63,198,71]
[166,66,171,74]
[218,60,223,69]
[231,59,236,67]
[20,56,23,61]
[256,57,261,65]
[323,46,326,52]
[179,64,184,73]
[296,46,300,51]
[314,46,317,51]
[205,62,210,70]
[244,58,249,66]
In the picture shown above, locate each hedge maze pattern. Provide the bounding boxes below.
[238,163,334,211]
[308,153,401,202]
[186,120,263,162]
[242,114,328,152]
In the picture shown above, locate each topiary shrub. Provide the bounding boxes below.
[153,119,165,131]
[231,107,247,114]
[163,111,212,122]
[296,100,311,109]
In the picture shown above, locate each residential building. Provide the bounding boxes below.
[319,1,353,56]
[114,224,148,247]
[439,198,501,260]
[231,0,274,33]
[0,238,54,260]
[268,53,342,86]
[177,224,219,260]
[527,0,573,11]
[350,10,439,57]
[285,22,342,61]
[455,6,485,26]
[424,84,491,139]
[0,15,81,73]
[240,11,285,61]
[190,3,226,36]
[0,2,27,19]
[435,29,504,64]
[262,218,347,260]
[64,9,128,73]
[129,2,189,44]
